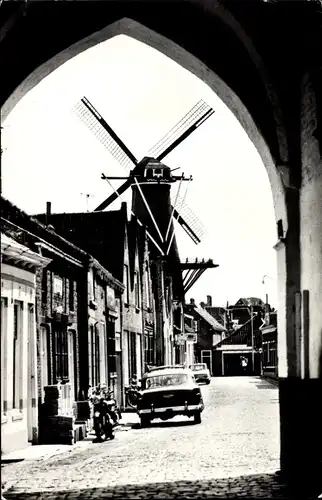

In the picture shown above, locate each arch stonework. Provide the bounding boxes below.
[1,1,321,488]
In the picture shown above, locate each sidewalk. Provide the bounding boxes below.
[1,412,139,464]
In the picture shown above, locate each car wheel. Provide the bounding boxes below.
[140,416,151,428]
[194,411,202,424]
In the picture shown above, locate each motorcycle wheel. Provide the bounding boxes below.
[94,422,105,442]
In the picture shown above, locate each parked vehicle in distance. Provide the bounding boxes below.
[137,367,204,427]
[189,363,211,384]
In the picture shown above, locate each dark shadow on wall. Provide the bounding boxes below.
[3,472,321,499]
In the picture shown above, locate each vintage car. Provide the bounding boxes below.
[189,363,211,384]
[136,367,204,427]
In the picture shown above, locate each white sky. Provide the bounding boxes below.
[1,34,278,308]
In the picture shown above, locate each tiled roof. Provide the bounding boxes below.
[34,206,127,282]
[194,306,227,332]
[214,314,262,348]
[232,297,265,307]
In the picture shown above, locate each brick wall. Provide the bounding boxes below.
[36,262,81,403]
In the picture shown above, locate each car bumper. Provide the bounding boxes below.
[138,404,203,415]
[195,375,210,382]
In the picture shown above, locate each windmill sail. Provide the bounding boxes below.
[73,97,137,170]
[171,192,206,244]
[148,100,214,161]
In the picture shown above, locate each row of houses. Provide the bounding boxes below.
[185,295,278,379]
[1,196,191,455]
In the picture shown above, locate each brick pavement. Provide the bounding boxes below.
[2,475,317,499]
[2,377,321,499]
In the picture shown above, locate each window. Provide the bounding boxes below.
[95,325,100,386]
[1,297,8,414]
[69,279,74,312]
[53,276,63,296]
[145,265,151,309]
[115,332,121,352]
[41,272,47,308]
[124,264,130,304]
[144,332,154,369]
[144,373,189,390]
[92,269,96,301]
[40,326,49,402]
[128,331,137,380]
[13,301,23,410]
[99,323,107,385]
[54,324,68,382]
[144,333,154,365]
[64,278,68,311]
[107,320,116,382]
[134,271,140,308]
[68,329,76,401]
[90,325,96,387]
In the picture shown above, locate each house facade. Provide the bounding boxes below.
[185,298,227,375]
[34,204,148,409]
[122,217,144,393]
[138,226,155,373]
[213,305,265,377]
[1,233,50,455]
[86,261,124,406]
[1,197,124,445]
[261,309,278,379]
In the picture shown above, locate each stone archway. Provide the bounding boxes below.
[1,2,321,487]
[1,13,290,375]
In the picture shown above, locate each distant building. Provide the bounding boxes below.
[260,309,278,379]
[200,295,227,329]
[184,298,227,375]
[213,297,267,376]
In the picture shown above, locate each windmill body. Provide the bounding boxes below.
[73,96,215,367]
[131,157,180,261]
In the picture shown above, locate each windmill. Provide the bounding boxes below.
[73,96,215,365]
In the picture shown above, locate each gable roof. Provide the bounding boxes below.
[1,196,88,263]
[194,306,227,332]
[1,197,124,290]
[214,314,263,348]
[233,297,265,308]
[34,205,127,282]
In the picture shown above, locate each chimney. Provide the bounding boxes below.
[46,201,51,225]
[190,298,195,305]
[206,295,212,307]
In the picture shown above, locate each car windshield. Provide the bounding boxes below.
[143,373,189,389]
[190,364,207,371]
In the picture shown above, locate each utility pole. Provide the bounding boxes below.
[251,304,255,373]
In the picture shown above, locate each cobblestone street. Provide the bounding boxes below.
[2,377,314,498]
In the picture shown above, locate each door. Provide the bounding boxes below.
[27,304,36,442]
[40,326,49,402]
[68,329,76,402]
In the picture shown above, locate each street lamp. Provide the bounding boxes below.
[262,274,276,285]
